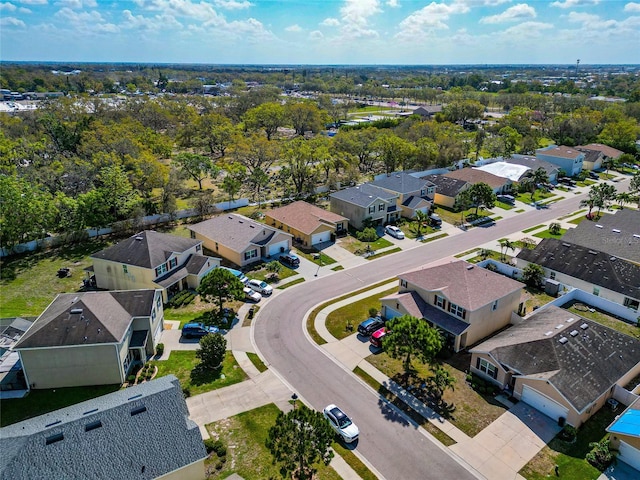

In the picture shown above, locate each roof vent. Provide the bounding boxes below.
[562,243,571,247]
[128,393,143,401]
[134,236,143,241]
[588,250,598,255]
[612,229,620,233]
[559,337,568,344]
[70,308,83,315]
[633,234,640,239]
[45,433,64,445]
[567,317,575,322]
[580,323,589,330]
[45,420,61,428]
[610,257,617,261]
[130,406,147,416]
[466,265,474,270]
[71,296,79,304]
[83,336,88,342]
[249,225,254,228]
[85,420,102,432]
[555,324,564,329]
[570,330,579,337]
[544,331,553,336]
[595,224,603,228]
[83,408,99,415]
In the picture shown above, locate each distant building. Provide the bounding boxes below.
[536,145,584,177]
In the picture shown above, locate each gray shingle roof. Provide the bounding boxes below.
[507,155,560,176]
[329,184,398,208]
[516,238,640,299]
[371,172,434,195]
[91,231,201,269]
[560,210,640,264]
[421,174,469,198]
[188,214,292,250]
[471,305,640,412]
[400,261,524,311]
[14,290,156,349]
[0,375,206,480]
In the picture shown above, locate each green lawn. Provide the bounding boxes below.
[277,277,306,289]
[533,228,567,239]
[558,209,587,221]
[325,287,397,339]
[568,215,589,225]
[339,234,393,254]
[244,262,297,282]
[295,250,337,266]
[520,407,617,480]
[495,201,515,210]
[366,247,402,259]
[455,247,481,258]
[522,224,546,233]
[420,233,448,243]
[205,403,342,480]
[150,350,247,396]
[246,352,268,373]
[0,384,122,427]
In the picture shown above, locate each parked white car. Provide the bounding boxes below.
[323,404,359,443]
[247,279,273,296]
[243,286,262,302]
[385,225,405,239]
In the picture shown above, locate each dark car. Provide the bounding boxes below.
[181,322,219,339]
[357,317,385,336]
[588,171,600,180]
[429,214,442,226]
[279,253,300,267]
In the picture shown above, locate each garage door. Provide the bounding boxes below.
[311,231,331,245]
[268,241,289,256]
[618,441,640,471]
[383,306,402,320]
[521,385,569,423]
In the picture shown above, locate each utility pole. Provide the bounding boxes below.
[576,59,580,78]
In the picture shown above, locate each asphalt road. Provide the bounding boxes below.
[253,180,629,480]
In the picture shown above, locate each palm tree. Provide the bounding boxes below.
[521,167,549,202]
[428,364,456,404]
[616,192,632,209]
[413,210,429,238]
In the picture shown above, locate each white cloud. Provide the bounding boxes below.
[122,9,182,31]
[624,2,640,12]
[480,3,536,24]
[134,0,224,24]
[0,16,26,26]
[339,0,382,38]
[454,0,510,6]
[320,17,340,27]
[1,2,16,11]
[55,0,97,8]
[500,20,553,38]
[16,0,46,4]
[212,0,253,9]
[309,30,324,40]
[395,1,470,40]
[386,0,400,7]
[285,24,302,32]
[551,0,599,8]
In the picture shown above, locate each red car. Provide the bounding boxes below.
[370,327,387,348]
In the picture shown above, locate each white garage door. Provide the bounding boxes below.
[268,241,289,256]
[311,231,331,245]
[619,441,640,471]
[521,385,569,423]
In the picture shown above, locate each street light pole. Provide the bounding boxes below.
[291,392,298,410]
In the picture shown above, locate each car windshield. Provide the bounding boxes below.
[260,281,268,288]
[331,408,352,428]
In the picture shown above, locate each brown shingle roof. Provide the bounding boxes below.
[265,201,347,235]
[443,168,507,190]
[400,261,524,311]
[578,143,624,159]
[188,214,292,250]
[537,145,582,159]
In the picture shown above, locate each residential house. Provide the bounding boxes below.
[536,145,584,177]
[188,214,293,268]
[502,155,560,183]
[411,105,443,119]
[420,174,470,209]
[14,289,164,389]
[473,161,531,183]
[561,210,640,264]
[515,238,640,314]
[370,172,435,219]
[443,167,512,194]
[0,375,207,480]
[470,305,640,427]
[577,143,624,171]
[91,230,220,302]
[264,201,348,247]
[329,184,400,229]
[380,261,524,352]
[607,397,640,472]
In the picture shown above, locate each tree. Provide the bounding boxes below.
[427,363,456,403]
[630,171,640,208]
[498,126,522,157]
[243,102,286,140]
[286,101,326,136]
[174,152,217,190]
[454,189,473,224]
[372,132,416,173]
[520,167,549,202]
[189,192,219,220]
[413,210,430,238]
[221,162,246,206]
[383,315,443,372]
[549,222,561,235]
[198,267,245,315]
[522,263,545,288]
[195,332,227,370]
[498,239,515,262]
[442,99,484,126]
[266,407,335,480]
[465,182,496,216]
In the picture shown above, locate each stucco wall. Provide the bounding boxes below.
[156,459,206,480]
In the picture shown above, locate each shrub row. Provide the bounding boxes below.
[167,290,196,308]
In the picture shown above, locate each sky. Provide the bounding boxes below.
[1,0,639,65]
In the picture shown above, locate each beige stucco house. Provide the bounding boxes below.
[264,201,348,247]
[0,375,207,480]
[420,174,470,209]
[14,289,164,389]
[188,213,293,268]
[91,230,220,302]
[470,305,640,427]
[577,143,624,171]
[607,397,640,472]
[370,172,435,219]
[329,183,400,229]
[380,261,524,352]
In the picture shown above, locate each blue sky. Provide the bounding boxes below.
[1,0,639,64]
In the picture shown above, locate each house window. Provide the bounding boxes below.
[169,258,177,269]
[215,242,219,250]
[448,302,466,319]
[369,205,375,214]
[244,249,258,261]
[624,297,640,310]
[154,264,168,277]
[420,189,426,196]
[435,295,445,309]
[196,244,201,252]
[476,358,498,379]
[156,295,162,309]
[122,265,128,274]
[492,300,498,311]
[151,308,156,321]
[378,204,385,211]
[550,272,556,280]
[593,287,600,296]
[123,356,130,374]
[400,280,407,288]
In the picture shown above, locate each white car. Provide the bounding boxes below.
[243,286,262,302]
[247,279,273,296]
[385,225,405,239]
[323,404,359,443]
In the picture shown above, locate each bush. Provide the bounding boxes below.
[368,307,379,317]
[155,343,164,356]
[182,387,191,398]
[559,425,577,442]
[586,439,613,470]
[127,375,135,383]
[356,227,378,242]
[204,438,227,457]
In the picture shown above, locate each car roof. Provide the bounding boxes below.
[183,322,203,328]
[360,317,378,326]
[371,327,386,337]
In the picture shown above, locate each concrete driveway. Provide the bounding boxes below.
[450,402,561,480]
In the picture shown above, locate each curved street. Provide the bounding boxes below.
[253,180,630,480]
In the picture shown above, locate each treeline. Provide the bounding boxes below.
[0,76,638,251]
